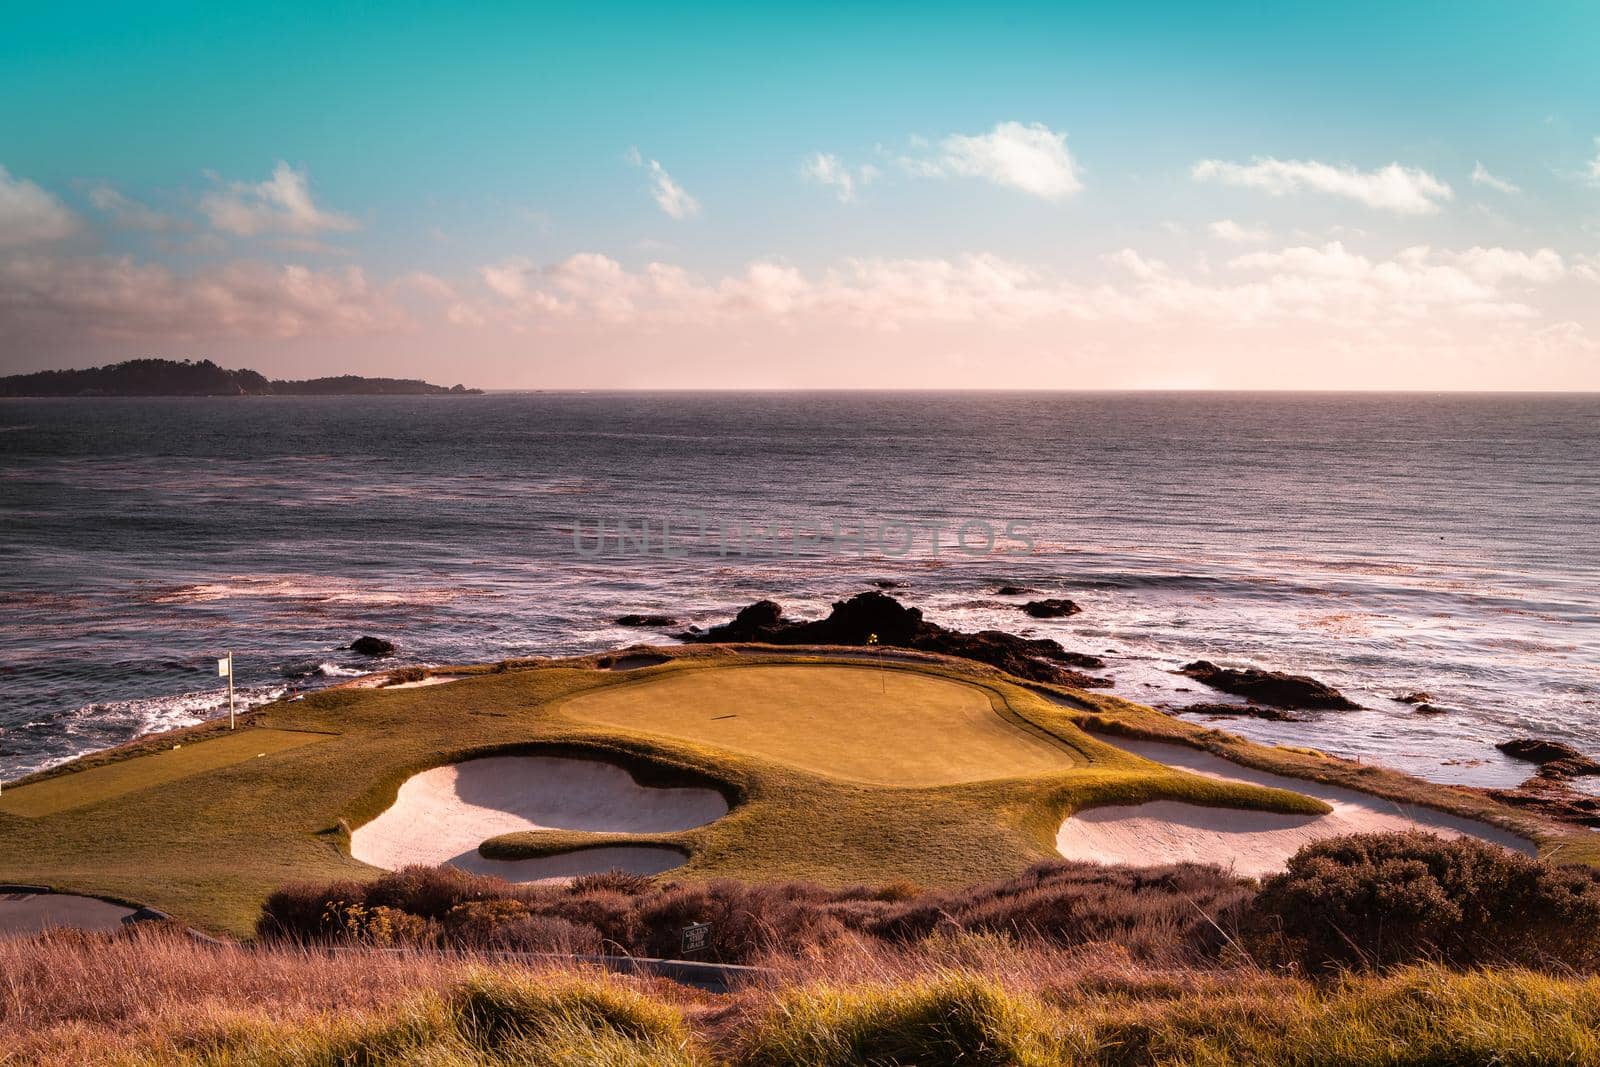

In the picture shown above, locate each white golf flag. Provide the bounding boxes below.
[217,657,231,677]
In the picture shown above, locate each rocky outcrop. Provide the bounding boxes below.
[994,585,1037,596]
[1497,738,1600,778]
[1022,598,1081,619]
[349,636,395,657]
[1171,701,1303,722]
[1394,692,1434,705]
[615,614,678,627]
[1177,660,1359,710]
[686,592,1111,687]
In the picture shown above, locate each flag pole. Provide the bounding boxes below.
[227,651,236,730]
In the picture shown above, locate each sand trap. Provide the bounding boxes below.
[351,755,727,881]
[0,892,136,937]
[1056,737,1535,878]
[450,844,690,881]
[384,674,467,689]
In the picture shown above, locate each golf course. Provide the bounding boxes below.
[0,647,1576,937]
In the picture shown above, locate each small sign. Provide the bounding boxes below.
[217,658,231,677]
[680,921,712,955]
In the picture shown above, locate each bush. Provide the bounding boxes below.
[739,975,1062,1067]
[1251,831,1600,972]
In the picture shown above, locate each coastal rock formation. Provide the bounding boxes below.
[1394,692,1434,705]
[686,592,1112,687]
[349,636,396,657]
[614,614,678,627]
[1496,738,1600,778]
[1022,598,1081,619]
[1171,701,1303,723]
[994,585,1038,596]
[1178,660,1360,710]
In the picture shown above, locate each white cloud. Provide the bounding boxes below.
[1589,138,1600,184]
[801,152,878,203]
[463,239,1572,336]
[1191,157,1453,214]
[0,165,80,246]
[1470,162,1521,195]
[906,121,1082,199]
[626,149,699,219]
[200,162,358,237]
[86,183,175,231]
[0,254,406,342]
[1207,219,1270,243]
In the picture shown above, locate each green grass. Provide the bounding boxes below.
[557,663,1084,785]
[9,646,1551,938]
[0,728,335,818]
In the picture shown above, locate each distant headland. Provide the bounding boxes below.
[0,359,482,397]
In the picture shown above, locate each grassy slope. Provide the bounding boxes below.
[0,647,1552,937]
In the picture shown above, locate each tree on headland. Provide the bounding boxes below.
[0,358,480,397]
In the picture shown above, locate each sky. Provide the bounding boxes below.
[2,1,1599,389]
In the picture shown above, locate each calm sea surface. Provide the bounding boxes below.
[1,392,1596,787]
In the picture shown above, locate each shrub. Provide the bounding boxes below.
[739,975,1063,1067]
[1251,831,1600,972]
[451,970,702,1065]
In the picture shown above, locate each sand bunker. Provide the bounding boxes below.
[384,674,467,690]
[0,891,135,937]
[1056,737,1535,878]
[451,844,690,882]
[351,755,727,881]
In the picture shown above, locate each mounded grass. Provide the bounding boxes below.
[1,647,1553,936]
[557,663,1083,786]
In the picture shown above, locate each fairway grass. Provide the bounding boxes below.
[557,663,1084,786]
[0,728,335,818]
[0,647,1568,936]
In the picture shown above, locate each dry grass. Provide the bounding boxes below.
[8,928,1600,1065]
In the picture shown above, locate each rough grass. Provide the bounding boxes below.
[9,928,1600,1065]
[0,649,1335,935]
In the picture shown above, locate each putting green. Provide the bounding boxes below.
[557,663,1085,785]
[0,728,335,818]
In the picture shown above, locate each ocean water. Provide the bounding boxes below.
[1,392,1596,788]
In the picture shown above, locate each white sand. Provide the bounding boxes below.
[350,755,727,881]
[1056,737,1535,878]
[384,674,466,689]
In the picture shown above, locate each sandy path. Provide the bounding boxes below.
[1056,736,1534,877]
[350,755,727,880]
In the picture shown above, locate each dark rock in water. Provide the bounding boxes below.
[689,591,1112,688]
[1411,703,1452,715]
[869,579,901,589]
[615,614,678,627]
[348,636,395,657]
[1497,738,1591,766]
[1537,757,1600,780]
[1173,701,1302,723]
[1022,598,1081,619]
[994,585,1037,596]
[1177,660,1359,710]
[1394,692,1434,705]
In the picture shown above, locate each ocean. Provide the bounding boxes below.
[1,392,1596,788]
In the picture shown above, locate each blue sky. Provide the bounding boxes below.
[2,2,1599,388]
